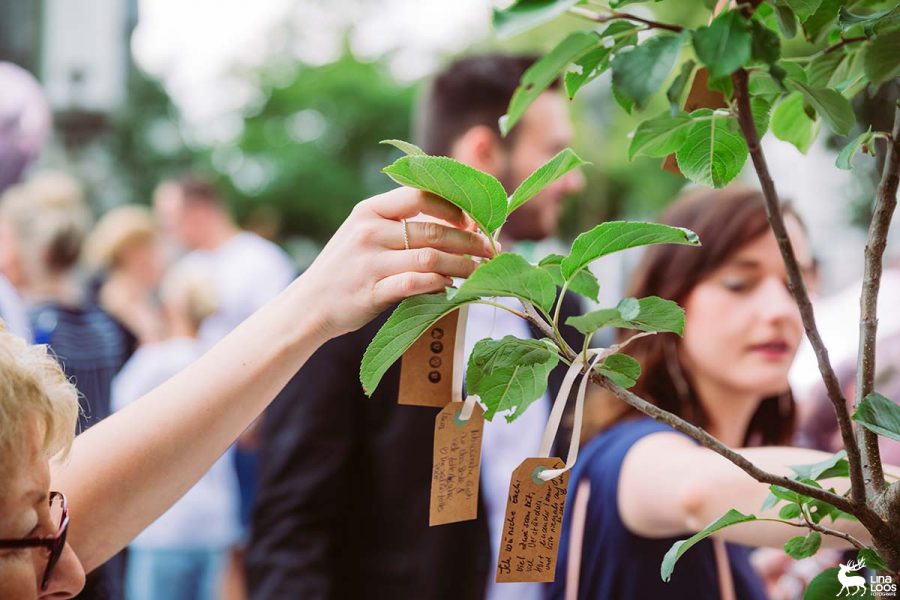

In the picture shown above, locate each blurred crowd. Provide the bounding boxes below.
[1,46,898,600]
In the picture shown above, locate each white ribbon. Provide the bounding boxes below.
[537,349,603,481]
[452,305,475,419]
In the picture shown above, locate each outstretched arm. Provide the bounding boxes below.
[51,188,493,572]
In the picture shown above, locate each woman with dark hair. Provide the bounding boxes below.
[550,187,884,600]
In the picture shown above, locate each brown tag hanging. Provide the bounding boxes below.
[430,400,484,526]
[663,67,728,175]
[398,308,463,407]
[496,457,570,583]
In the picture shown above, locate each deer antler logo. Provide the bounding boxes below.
[837,557,868,597]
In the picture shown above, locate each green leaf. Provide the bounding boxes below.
[628,112,694,160]
[675,110,749,188]
[750,19,781,65]
[561,221,700,280]
[508,148,587,214]
[773,3,799,38]
[771,92,819,153]
[803,0,841,41]
[667,60,696,112]
[839,5,900,32]
[564,22,640,100]
[360,294,469,395]
[538,254,600,302]
[748,70,784,101]
[380,139,425,156]
[803,568,842,599]
[502,31,600,135]
[790,450,850,480]
[382,155,508,234]
[836,128,876,170]
[661,509,757,581]
[566,296,685,336]
[596,353,641,388]
[853,392,900,441]
[611,32,687,111]
[692,11,753,80]
[467,336,559,421]
[782,0,824,23]
[784,532,822,559]
[779,503,802,519]
[806,50,849,88]
[858,547,887,571]
[616,297,640,320]
[448,253,558,314]
[864,29,900,87]
[787,80,855,136]
[751,97,772,138]
[492,0,583,39]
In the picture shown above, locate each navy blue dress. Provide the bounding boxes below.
[548,418,768,600]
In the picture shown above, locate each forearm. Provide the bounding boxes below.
[52,275,329,572]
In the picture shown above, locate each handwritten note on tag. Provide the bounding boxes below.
[398,310,460,407]
[496,457,569,583]
[430,401,484,526]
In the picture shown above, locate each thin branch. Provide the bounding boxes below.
[800,506,867,550]
[822,36,868,56]
[731,68,868,506]
[473,300,527,320]
[859,105,900,496]
[568,6,685,33]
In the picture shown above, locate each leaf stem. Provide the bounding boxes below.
[731,68,868,506]
[799,505,867,550]
[473,299,527,320]
[568,6,685,33]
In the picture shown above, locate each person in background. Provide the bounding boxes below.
[83,205,166,352]
[153,174,297,591]
[0,171,129,600]
[246,53,585,600]
[550,187,890,600]
[112,263,240,600]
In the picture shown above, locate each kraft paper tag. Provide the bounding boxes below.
[430,401,484,526]
[398,309,461,407]
[496,457,569,583]
[664,67,728,175]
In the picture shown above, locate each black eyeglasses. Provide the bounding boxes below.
[0,491,69,590]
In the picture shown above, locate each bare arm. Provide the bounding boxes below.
[51,189,493,572]
[618,433,881,549]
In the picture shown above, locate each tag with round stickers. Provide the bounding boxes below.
[399,306,469,407]
[496,351,602,583]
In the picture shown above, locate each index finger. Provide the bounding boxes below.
[366,188,468,228]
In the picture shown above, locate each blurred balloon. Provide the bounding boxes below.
[0,62,52,193]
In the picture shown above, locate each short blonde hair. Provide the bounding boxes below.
[83,205,157,270]
[0,325,79,482]
[0,171,91,280]
[160,263,218,328]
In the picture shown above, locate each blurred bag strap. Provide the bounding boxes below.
[565,479,591,600]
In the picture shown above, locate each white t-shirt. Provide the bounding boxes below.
[112,338,241,550]
[181,232,296,346]
[464,298,550,600]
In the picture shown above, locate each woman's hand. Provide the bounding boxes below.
[298,187,494,339]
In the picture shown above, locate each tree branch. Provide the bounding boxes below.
[568,6,684,33]
[800,506,867,550]
[731,68,868,506]
[856,105,900,497]
[822,36,868,56]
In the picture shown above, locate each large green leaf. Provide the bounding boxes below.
[564,23,640,99]
[750,19,781,65]
[773,3,799,38]
[864,29,900,87]
[611,32,687,111]
[448,253,558,314]
[790,450,849,481]
[802,0,840,41]
[788,80,854,136]
[771,92,819,153]
[661,509,757,581]
[360,294,469,395]
[836,128,875,170]
[566,296,685,335]
[467,336,559,421]
[538,253,600,302]
[782,0,824,23]
[803,566,875,599]
[596,353,641,388]
[628,112,694,160]
[692,11,753,79]
[853,392,900,441]
[502,31,600,135]
[784,532,822,559]
[675,110,749,188]
[839,5,900,32]
[806,49,857,89]
[492,0,583,39]
[508,148,587,214]
[382,155,508,234]
[561,221,699,280]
